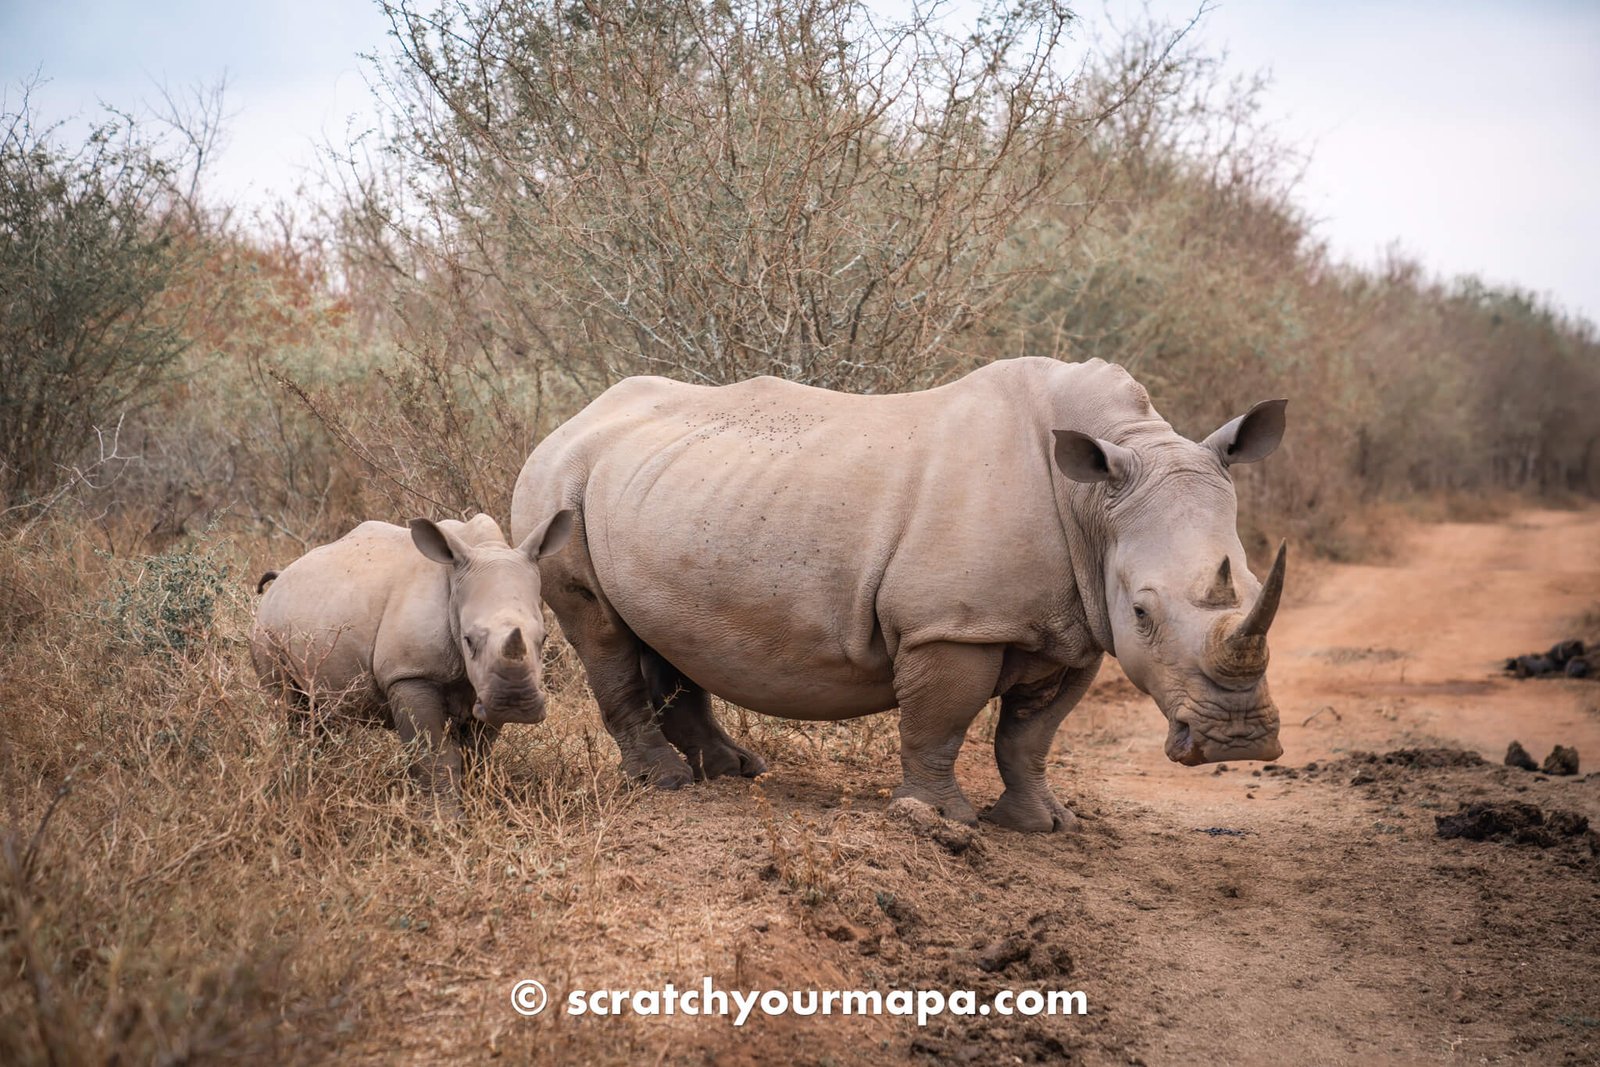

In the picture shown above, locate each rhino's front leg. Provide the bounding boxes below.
[889,643,1004,827]
[388,678,465,813]
[985,657,1101,833]
[458,717,500,781]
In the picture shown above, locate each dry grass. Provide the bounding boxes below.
[0,519,655,1063]
[0,519,952,1064]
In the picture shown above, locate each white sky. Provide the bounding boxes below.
[4,0,1599,323]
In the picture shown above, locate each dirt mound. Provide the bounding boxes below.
[1371,747,1489,769]
[1302,746,1488,785]
[1435,802,1591,847]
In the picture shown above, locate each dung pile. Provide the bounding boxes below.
[1299,747,1488,793]
[1504,639,1590,678]
[1435,802,1590,848]
[1503,740,1580,775]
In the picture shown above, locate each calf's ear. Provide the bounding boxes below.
[409,518,473,567]
[1203,398,1287,466]
[517,508,575,562]
[1053,430,1134,485]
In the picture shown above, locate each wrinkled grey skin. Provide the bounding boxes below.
[509,357,1286,831]
[251,512,573,805]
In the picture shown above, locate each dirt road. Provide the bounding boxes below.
[429,509,1600,1066]
[1064,508,1600,1065]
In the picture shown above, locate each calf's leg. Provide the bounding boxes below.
[458,717,500,782]
[387,678,464,814]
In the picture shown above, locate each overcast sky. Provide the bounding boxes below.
[4,0,1599,324]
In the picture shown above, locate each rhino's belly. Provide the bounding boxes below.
[611,594,898,721]
[668,647,897,721]
[263,625,386,718]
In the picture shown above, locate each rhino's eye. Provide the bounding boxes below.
[464,633,482,658]
[1132,604,1155,634]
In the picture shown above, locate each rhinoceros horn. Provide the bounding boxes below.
[1232,541,1287,640]
[1202,542,1286,687]
[503,627,528,661]
[1202,556,1237,607]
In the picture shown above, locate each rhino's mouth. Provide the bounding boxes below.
[472,695,547,725]
[1163,700,1282,765]
[1164,720,1208,766]
[471,660,549,725]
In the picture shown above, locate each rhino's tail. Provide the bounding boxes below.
[255,570,280,594]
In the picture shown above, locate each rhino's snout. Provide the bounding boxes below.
[1164,703,1283,766]
[473,695,547,726]
[471,651,549,725]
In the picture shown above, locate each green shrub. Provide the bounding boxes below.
[100,537,230,656]
[0,96,209,505]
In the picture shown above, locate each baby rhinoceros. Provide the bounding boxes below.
[251,511,573,807]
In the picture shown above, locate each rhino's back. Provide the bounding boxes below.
[252,521,454,714]
[515,359,1122,717]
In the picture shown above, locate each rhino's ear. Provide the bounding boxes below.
[409,518,473,568]
[517,508,575,562]
[1203,398,1287,466]
[1053,430,1134,485]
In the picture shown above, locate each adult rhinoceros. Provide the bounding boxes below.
[510,357,1287,832]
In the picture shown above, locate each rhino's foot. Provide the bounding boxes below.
[415,788,465,823]
[688,737,768,781]
[891,781,978,827]
[622,745,695,791]
[983,788,1079,834]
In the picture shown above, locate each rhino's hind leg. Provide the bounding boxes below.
[542,581,692,790]
[984,658,1101,833]
[283,686,334,743]
[889,643,1003,827]
[643,649,767,781]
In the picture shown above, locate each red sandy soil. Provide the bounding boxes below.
[373,508,1600,1066]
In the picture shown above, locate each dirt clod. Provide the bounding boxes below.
[885,795,943,829]
[1504,740,1540,771]
[932,825,979,855]
[974,935,1032,973]
[1542,745,1580,776]
[885,795,980,855]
